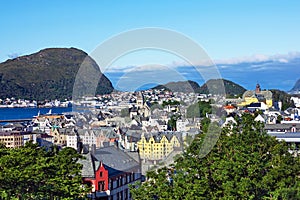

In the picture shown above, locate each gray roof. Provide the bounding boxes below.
[79,153,95,178]
[265,124,300,130]
[80,146,140,178]
[93,146,140,176]
[143,132,182,143]
[268,132,300,138]
[243,90,272,100]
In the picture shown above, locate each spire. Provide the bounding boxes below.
[255,83,261,94]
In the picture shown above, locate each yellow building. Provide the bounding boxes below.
[238,84,273,108]
[49,127,68,146]
[137,133,181,160]
[0,132,23,148]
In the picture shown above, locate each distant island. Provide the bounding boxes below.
[290,78,300,94]
[153,79,246,96]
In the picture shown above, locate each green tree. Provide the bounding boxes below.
[200,117,211,133]
[150,102,163,111]
[120,108,130,117]
[186,101,212,118]
[162,100,180,107]
[168,114,181,131]
[0,142,88,199]
[131,114,300,199]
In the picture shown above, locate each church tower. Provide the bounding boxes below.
[136,91,144,109]
[255,83,261,94]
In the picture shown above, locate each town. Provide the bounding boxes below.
[1,83,300,199]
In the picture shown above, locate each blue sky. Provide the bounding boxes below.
[1,0,300,91]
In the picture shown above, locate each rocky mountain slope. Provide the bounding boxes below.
[0,48,113,100]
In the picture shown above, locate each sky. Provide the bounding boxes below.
[1,0,300,91]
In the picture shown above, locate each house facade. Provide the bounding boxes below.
[80,146,141,200]
[137,133,181,160]
[0,131,23,148]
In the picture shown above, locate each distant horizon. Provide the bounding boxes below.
[1,1,299,92]
[1,46,298,92]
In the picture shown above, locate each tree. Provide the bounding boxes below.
[200,117,211,133]
[168,114,181,131]
[0,142,88,199]
[130,114,300,199]
[186,100,212,118]
[162,100,180,107]
[120,108,130,117]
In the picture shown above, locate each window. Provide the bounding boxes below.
[119,191,123,200]
[110,179,114,190]
[117,178,120,187]
[125,189,128,200]
[124,175,128,184]
[98,181,105,191]
[119,176,123,186]
[100,172,103,177]
[131,173,134,181]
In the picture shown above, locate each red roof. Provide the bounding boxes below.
[224,105,235,109]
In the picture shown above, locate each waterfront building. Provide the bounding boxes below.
[0,131,23,148]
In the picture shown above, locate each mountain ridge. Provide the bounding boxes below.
[290,78,300,93]
[0,48,114,100]
[152,79,246,95]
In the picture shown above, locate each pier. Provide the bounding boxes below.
[0,118,33,123]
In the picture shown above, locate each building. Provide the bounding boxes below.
[176,119,189,132]
[80,146,141,200]
[49,127,71,146]
[264,123,300,133]
[137,133,181,160]
[0,131,23,148]
[239,84,273,108]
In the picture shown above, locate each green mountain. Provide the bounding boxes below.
[198,79,246,95]
[270,89,295,110]
[153,80,200,93]
[153,79,246,95]
[290,78,300,93]
[0,48,113,100]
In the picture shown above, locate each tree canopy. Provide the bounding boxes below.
[186,100,212,118]
[130,114,300,199]
[0,143,88,199]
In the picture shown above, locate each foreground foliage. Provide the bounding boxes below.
[131,114,300,199]
[0,143,87,199]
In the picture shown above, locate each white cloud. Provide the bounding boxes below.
[214,51,300,65]
[123,64,170,73]
[103,51,300,73]
[104,65,134,72]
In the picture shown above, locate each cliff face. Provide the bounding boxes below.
[290,79,300,93]
[0,48,114,100]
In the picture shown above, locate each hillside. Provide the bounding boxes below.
[153,80,200,93]
[153,79,246,95]
[0,48,113,100]
[290,78,300,93]
[198,79,246,95]
[270,89,295,110]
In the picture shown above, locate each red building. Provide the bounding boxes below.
[80,146,141,200]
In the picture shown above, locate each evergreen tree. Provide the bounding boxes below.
[0,142,88,199]
[131,114,300,199]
